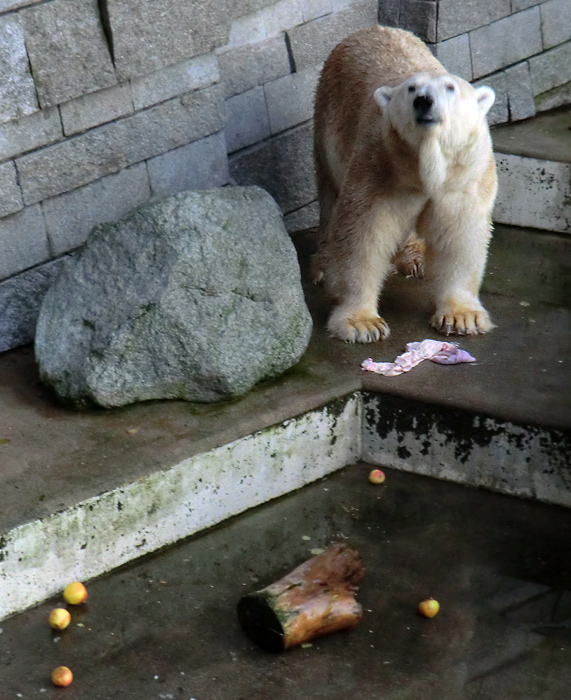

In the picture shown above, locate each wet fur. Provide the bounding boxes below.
[313,25,498,342]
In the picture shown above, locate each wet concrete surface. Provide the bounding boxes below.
[1,224,570,537]
[299,224,571,432]
[2,464,571,699]
[491,106,571,164]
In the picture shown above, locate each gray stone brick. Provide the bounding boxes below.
[107,0,230,81]
[263,0,305,35]
[535,79,571,111]
[470,7,543,79]
[265,66,320,134]
[529,40,571,93]
[437,0,511,41]
[284,200,319,232]
[0,161,23,218]
[330,0,376,10]
[227,0,272,16]
[224,9,268,49]
[17,85,226,205]
[474,72,509,125]
[301,0,332,22]
[0,205,49,281]
[0,256,67,353]
[42,164,151,256]
[504,62,536,121]
[288,0,379,71]
[60,84,133,137]
[224,0,304,51]
[218,36,291,99]
[378,0,400,27]
[400,0,437,43]
[229,121,316,213]
[147,131,229,197]
[0,15,38,125]
[512,0,548,10]
[0,0,42,10]
[225,86,271,153]
[433,32,473,79]
[131,54,220,111]
[0,107,62,163]
[20,0,116,108]
[541,0,571,49]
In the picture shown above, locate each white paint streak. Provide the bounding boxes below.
[0,395,361,621]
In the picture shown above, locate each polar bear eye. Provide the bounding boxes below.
[408,85,416,93]
[445,83,456,93]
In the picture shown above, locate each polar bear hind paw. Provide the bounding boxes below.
[431,307,495,336]
[328,311,390,343]
[391,236,425,278]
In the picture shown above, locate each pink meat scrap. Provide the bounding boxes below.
[362,339,476,377]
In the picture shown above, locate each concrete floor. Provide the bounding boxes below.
[1,464,571,699]
[1,224,569,537]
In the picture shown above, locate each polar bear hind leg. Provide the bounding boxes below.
[390,232,425,278]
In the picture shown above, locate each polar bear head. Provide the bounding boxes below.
[374,72,495,147]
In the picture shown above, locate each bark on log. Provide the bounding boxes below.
[237,542,365,652]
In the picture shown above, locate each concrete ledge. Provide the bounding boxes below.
[363,393,571,508]
[0,393,362,621]
[491,106,571,233]
[491,104,571,164]
[3,381,569,623]
[494,153,571,233]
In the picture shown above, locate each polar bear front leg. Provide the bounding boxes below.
[419,193,495,336]
[324,204,405,343]
[327,291,391,343]
[430,294,494,336]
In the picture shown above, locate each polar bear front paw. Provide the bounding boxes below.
[431,306,495,336]
[328,311,390,343]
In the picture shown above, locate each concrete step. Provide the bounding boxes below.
[1,224,569,622]
[2,465,571,699]
[492,105,571,233]
[0,352,363,622]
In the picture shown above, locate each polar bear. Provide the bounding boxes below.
[313,25,497,342]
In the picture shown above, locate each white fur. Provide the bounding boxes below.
[374,73,496,202]
[418,135,447,197]
[315,29,498,343]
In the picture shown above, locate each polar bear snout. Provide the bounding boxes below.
[413,91,441,126]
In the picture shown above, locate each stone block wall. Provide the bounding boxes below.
[0,0,378,352]
[0,0,569,353]
[381,0,571,125]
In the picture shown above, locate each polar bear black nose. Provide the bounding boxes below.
[413,94,434,114]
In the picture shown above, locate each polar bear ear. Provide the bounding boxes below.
[373,86,394,109]
[475,86,495,115]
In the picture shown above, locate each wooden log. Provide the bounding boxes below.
[237,542,365,652]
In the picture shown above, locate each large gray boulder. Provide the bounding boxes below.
[35,186,312,408]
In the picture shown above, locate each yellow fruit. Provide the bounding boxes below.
[63,581,88,605]
[368,469,386,484]
[52,666,73,687]
[418,598,440,618]
[48,608,71,630]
